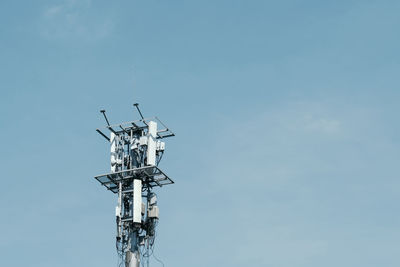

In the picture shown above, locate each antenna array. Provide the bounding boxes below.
[94,105,175,267]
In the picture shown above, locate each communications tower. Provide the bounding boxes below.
[94,104,175,267]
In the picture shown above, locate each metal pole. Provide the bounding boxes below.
[125,222,141,267]
[126,144,142,267]
[147,238,150,267]
[147,192,150,267]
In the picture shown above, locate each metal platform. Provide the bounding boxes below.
[96,116,175,142]
[94,165,174,193]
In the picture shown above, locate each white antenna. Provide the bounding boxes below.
[94,104,175,267]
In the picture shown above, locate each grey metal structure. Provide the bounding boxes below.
[94,106,175,267]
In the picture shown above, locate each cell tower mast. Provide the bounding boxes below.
[94,104,175,267]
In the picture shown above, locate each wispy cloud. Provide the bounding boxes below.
[167,100,399,266]
[39,0,114,41]
[301,115,341,134]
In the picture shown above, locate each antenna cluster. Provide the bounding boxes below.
[94,104,175,267]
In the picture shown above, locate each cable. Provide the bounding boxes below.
[156,151,164,166]
[148,228,165,267]
[152,253,165,267]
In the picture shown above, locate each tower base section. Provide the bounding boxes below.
[125,251,140,267]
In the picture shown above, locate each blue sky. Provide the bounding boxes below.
[1,0,399,266]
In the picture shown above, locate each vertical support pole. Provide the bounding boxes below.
[126,227,141,267]
[116,182,122,240]
[147,238,150,267]
[110,132,117,173]
[147,121,157,166]
[126,181,141,267]
[126,250,140,267]
[126,127,144,267]
[124,121,156,267]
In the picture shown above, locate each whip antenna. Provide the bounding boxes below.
[133,103,144,120]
